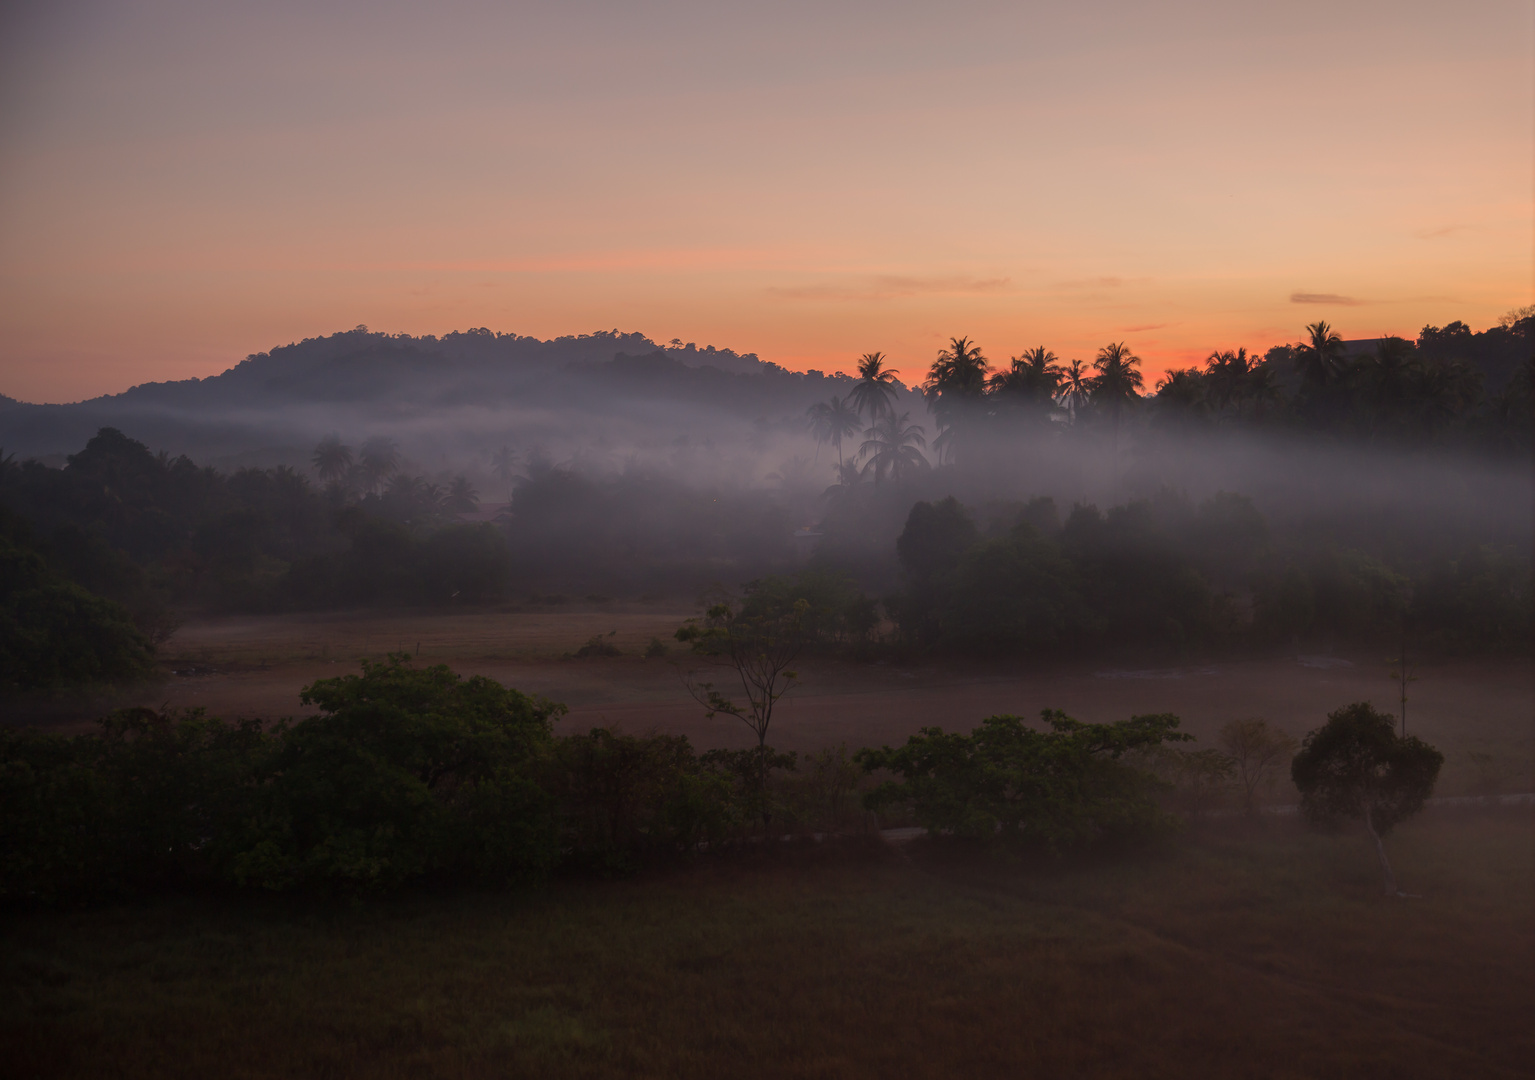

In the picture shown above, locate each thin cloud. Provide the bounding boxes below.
[1118,323,1169,333]
[1415,224,1469,239]
[768,275,1012,302]
[1290,292,1365,306]
[1053,276,1127,290]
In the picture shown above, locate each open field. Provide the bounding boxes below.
[126,608,1535,798]
[3,810,1531,1079]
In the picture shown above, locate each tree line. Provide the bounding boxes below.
[2,424,1528,695]
[806,315,1534,478]
[879,492,1531,655]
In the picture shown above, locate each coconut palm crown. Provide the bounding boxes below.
[858,412,930,485]
[847,352,902,421]
[311,435,353,485]
[806,395,862,470]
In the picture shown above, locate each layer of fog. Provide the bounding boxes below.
[2,327,1527,591]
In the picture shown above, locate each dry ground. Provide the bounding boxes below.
[3,810,1531,1079]
[130,607,1535,798]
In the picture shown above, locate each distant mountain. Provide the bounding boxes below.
[0,328,913,474]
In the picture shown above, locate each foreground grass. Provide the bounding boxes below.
[3,812,1530,1079]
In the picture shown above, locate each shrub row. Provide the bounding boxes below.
[2,657,1207,902]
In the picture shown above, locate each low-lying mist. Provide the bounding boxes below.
[1,324,1529,672]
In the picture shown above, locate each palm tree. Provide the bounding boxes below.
[445,475,480,515]
[1246,363,1282,422]
[923,337,990,462]
[419,481,447,519]
[1090,342,1143,415]
[1058,359,1092,422]
[847,352,902,422]
[1090,342,1143,502]
[311,435,353,485]
[358,436,400,494]
[858,412,929,484]
[1204,348,1253,414]
[489,445,518,503]
[1293,321,1346,390]
[989,346,1063,415]
[1355,337,1423,434]
[925,337,989,399]
[767,455,817,490]
[1154,368,1209,423]
[806,395,862,471]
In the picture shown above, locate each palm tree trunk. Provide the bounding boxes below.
[1111,406,1121,505]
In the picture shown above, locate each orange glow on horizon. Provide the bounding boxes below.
[1,1,1529,404]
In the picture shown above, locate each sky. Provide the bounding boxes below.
[0,0,1530,404]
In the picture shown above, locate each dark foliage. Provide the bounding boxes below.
[543,729,739,873]
[857,710,1191,850]
[1,428,512,614]
[890,487,1530,653]
[0,709,266,899]
[1291,702,1443,837]
[0,508,156,691]
[229,657,563,891]
[0,659,806,902]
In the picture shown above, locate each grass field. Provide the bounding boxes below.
[112,608,1535,799]
[4,809,1531,1079]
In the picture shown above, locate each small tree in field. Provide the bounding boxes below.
[1291,702,1443,896]
[1219,718,1298,816]
[675,591,809,827]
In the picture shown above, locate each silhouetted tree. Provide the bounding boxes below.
[806,395,861,470]
[1154,368,1209,425]
[1090,342,1143,497]
[1059,358,1092,421]
[1291,701,1443,896]
[358,436,400,494]
[989,346,1063,418]
[1204,348,1253,414]
[1246,362,1283,421]
[675,592,808,826]
[858,412,929,485]
[445,476,480,515]
[311,435,353,485]
[848,352,902,422]
[924,337,990,462]
[1293,321,1346,391]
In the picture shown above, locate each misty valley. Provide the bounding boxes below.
[3,320,1532,1079]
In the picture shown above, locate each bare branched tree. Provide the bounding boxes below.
[1219,718,1298,816]
[676,594,809,824]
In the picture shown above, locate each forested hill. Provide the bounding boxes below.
[0,328,897,466]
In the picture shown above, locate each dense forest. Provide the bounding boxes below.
[1,315,1530,691]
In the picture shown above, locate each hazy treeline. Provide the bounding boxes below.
[1,314,1531,692]
[880,492,1530,654]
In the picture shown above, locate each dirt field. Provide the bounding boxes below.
[134,607,1535,797]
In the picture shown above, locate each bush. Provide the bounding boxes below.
[857,711,1191,850]
[574,634,621,658]
[545,729,738,872]
[0,709,268,900]
[226,656,562,891]
[775,744,867,834]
